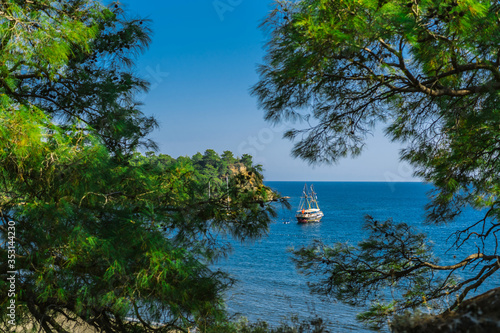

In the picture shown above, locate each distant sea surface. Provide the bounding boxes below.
[214,181,499,332]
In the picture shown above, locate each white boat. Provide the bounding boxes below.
[295,184,324,223]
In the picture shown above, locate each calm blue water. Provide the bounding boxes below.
[214,182,499,331]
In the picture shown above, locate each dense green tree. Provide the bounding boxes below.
[241,154,254,169]
[252,0,500,328]
[221,151,237,165]
[192,152,204,165]
[0,1,286,332]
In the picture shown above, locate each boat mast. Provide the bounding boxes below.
[307,190,312,210]
[299,183,307,211]
[310,185,320,210]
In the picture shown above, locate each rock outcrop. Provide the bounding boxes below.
[229,163,277,202]
[392,287,500,333]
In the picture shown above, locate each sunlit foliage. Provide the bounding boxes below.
[253,0,500,328]
[0,1,286,332]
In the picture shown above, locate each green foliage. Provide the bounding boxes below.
[292,216,499,328]
[292,216,461,328]
[0,1,288,332]
[253,0,500,163]
[132,150,287,245]
[213,316,330,333]
[254,0,500,328]
[233,317,328,333]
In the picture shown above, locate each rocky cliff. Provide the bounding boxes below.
[392,287,500,333]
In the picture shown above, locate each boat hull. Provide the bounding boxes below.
[295,212,324,223]
[295,184,323,223]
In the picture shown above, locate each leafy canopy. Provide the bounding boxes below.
[253,0,500,328]
[0,1,287,332]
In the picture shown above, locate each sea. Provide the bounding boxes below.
[213,181,500,332]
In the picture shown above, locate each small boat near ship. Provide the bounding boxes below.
[295,184,324,223]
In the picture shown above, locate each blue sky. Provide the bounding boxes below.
[122,0,418,182]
